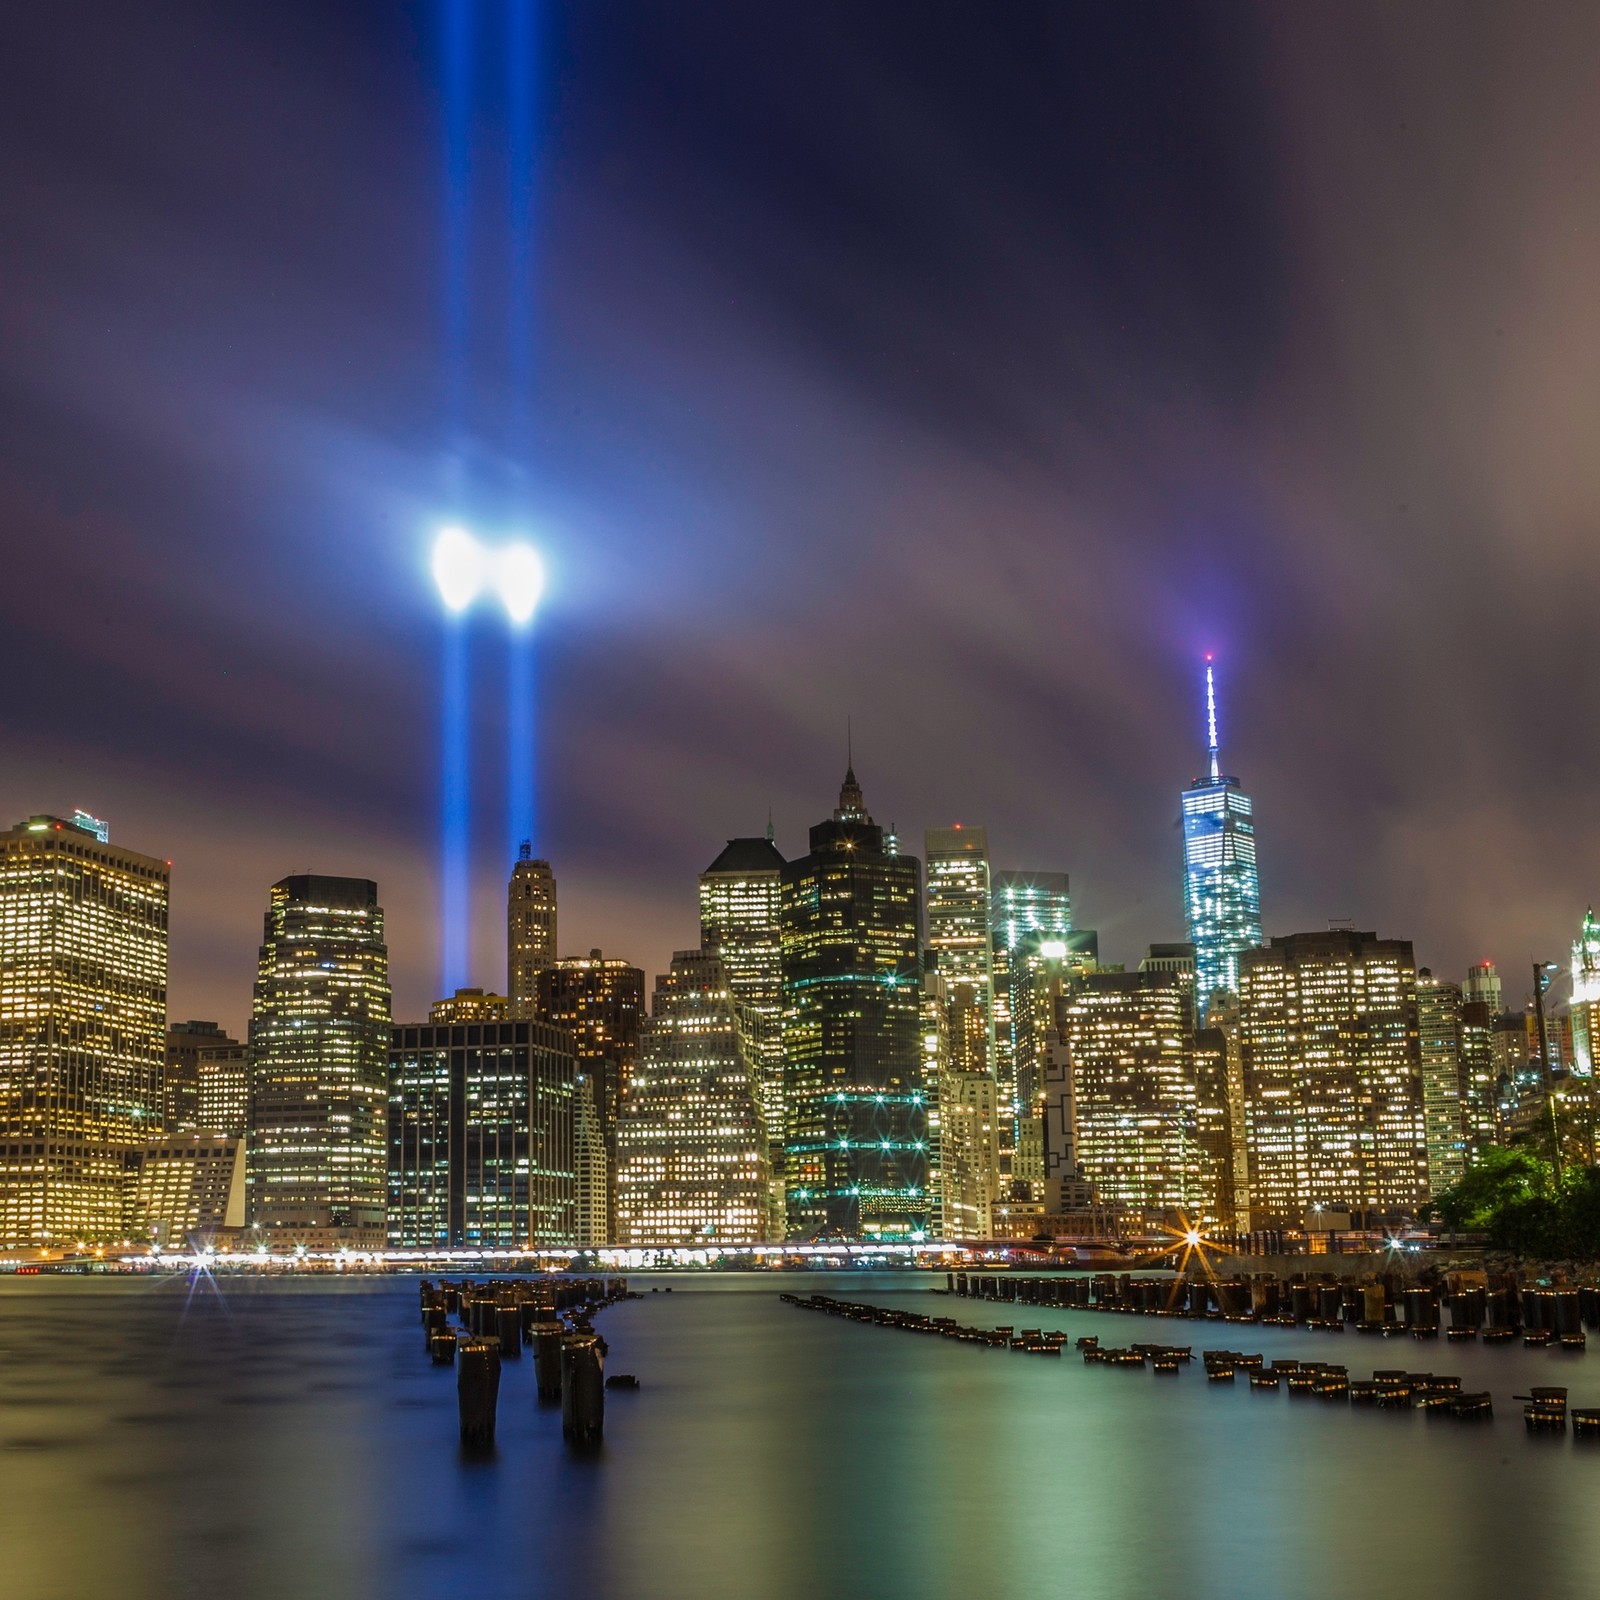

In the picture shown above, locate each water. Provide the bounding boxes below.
[2,1272,1599,1600]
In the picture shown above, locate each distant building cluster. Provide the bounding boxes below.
[0,670,1594,1252]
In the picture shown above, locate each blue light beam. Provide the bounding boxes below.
[438,0,473,994]
[440,617,471,994]
[508,627,536,858]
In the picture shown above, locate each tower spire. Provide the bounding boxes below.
[1205,657,1220,781]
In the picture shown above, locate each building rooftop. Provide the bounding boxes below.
[703,836,787,875]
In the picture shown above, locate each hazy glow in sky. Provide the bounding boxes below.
[3,2,1600,1026]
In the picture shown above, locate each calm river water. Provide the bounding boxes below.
[3,1271,1599,1600]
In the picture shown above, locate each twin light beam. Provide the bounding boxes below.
[434,527,545,995]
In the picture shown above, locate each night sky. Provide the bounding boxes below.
[4,2,1600,1031]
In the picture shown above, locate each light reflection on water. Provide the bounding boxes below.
[2,1272,1599,1600]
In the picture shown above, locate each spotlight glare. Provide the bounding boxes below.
[432,526,484,613]
[495,542,545,625]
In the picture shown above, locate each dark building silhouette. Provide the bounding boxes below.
[387,1018,576,1248]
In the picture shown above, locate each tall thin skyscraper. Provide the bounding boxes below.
[989,872,1072,1128]
[1417,969,1467,1194]
[1460,1000,1496,1152]
[0,813,168,1246]
[924,826,995,1059]
[246,875,391,1248]
[1570,909,1600,1076]
[699,832,787,1172]
[782,766,926,1239]
[614,950,773,1245]
[927,960,1000,1241]
[534,950,645,1244]
[507,844,556,1012]
[1181,660,1261,1012]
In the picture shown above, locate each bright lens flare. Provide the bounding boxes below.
[432,526,484,613]
[496,542,545,625]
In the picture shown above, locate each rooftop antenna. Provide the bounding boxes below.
[766,806,775,844]
[1205,656,1220,782]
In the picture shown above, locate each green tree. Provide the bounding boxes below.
[1430,1146,1549,1232]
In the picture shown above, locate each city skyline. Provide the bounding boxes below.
[12,720,1594,1039]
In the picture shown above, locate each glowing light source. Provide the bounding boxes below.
[496,542,545,625]
[432,528,546,623]
[432,526,484,612]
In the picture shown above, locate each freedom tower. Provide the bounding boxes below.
[1181,660,1261,1016]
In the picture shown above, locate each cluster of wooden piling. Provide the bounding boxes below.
[1513,1388,1600,1433]
[947,1271,1594,1347]
[417,1276,636,1448]
[779,1292,1069,1353]
[786,1283,1600,1440]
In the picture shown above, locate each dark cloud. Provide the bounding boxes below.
[2,1,1597,1027]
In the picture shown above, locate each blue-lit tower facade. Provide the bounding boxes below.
[1181,662,1261,1015]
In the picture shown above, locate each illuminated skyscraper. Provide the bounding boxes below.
[699,833,786,1172]
[1193,996,1249,1227]
[1570,909,1600,1075]
[246,875,390,1249]
[429,987,509,1023]
[1417,969,1467,1194]
[782,767,927,1239]
[1059,970,1202,1216]
[924,956,1000,1240]
[386,1015,576,1248]
[1459,1000,1496,1153]
[925,827,995,1056]
[0,813,168,1246]
[197,1039,249,1138]
[533,949,644,1243]
[165,1020,233,1132]
[1465,960,1502,1013]
[1181,662,1261,1012]
[614,951,773,1245]
[985,876,1075,1177]
[1238,930,1425,1226]
[1007,934,1087,1190]
[507,845,556,1011]
[573,1073,608,1248]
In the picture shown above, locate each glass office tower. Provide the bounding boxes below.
[782,767,926,1239]
[386,1016,576,1248]
[1182,661,1261,1012]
